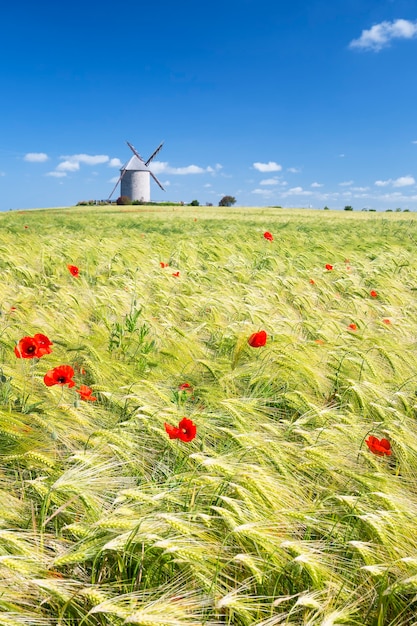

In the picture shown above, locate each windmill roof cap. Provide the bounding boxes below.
[121,155,150,172]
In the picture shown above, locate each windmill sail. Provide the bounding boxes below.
[108,140,166,202]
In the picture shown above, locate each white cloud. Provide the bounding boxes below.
[339,180,354,186]
[287,167,301,173]
[339,154,345,158]
[375,176,415,187]
[282,186,311,197]
[46,171,67,178]
[204,183,212,188]
[260,178,279,186]
[57,160,80,172]
[311,182,323,188]
[24,152,49,162]
[352,186,370,191]
[109,157,122,167]
[349,19,417,51]
[150,161,215,175]
[253,161,282,173]
[393,175,415,187]
[412,140,417,144]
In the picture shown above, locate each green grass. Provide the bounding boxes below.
[1,205,417,624]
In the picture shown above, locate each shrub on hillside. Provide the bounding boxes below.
[116,195,131,205]
[219,195,236,207]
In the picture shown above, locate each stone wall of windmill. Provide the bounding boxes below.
[121,170,151,203]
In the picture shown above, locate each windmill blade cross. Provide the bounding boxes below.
[145,141,164,166]
[107,169,127,201]
[150,171,165,191]
[126,141,146,163]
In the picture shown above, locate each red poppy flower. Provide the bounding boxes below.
[76,385,97,401]
[248,330,267,347]
[365,435,391,457]
[172,271,180,277]
[315,339,325,345]
[370,290,378,298]
[382,318,391,325]
[67,265,79,277]
[160,262,169,268]
[24,225,28,229]
[344,258,350,263]
[14,333,53,359]
[15,336,39,359]
[263,231,273,241]
[32,333,53,357]
[309,279,315,285]
[44,365,75,388]
[348,323,357,331]
[325,264,333,271]
[179,382,192,391]
[164,417,197,442]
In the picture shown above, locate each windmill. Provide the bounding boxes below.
[108,141,165,203]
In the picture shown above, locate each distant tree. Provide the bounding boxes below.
[323,206,330,210]
[369,209,376,212]
[219,195,236,207]
[344,205,354,211]
[403,208,410,212]
[189,199,200,206]
[386,209,393,212]
[395,207,402,212]
[116,195,131,205]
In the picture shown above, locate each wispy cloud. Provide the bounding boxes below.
[339,180,354,186]
[287,167,301,173]
[349,19,417,52]
[151,161,216,175]
[24,152,49,163]
[253,161,282,173]
[60,154,109,167]
[375,175,415,187]
[311,182,323,188]
[252,188,274,196]
[260,178,280,186]
[46,171,67,178]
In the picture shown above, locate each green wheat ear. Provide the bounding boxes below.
[0,207,417,624]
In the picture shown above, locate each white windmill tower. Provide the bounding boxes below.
[108,141,165,203]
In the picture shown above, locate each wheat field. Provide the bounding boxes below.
[0,205,417,625]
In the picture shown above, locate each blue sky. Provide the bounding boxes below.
[1,0,417,210]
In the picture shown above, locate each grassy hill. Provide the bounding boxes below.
[1,205,417,625]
